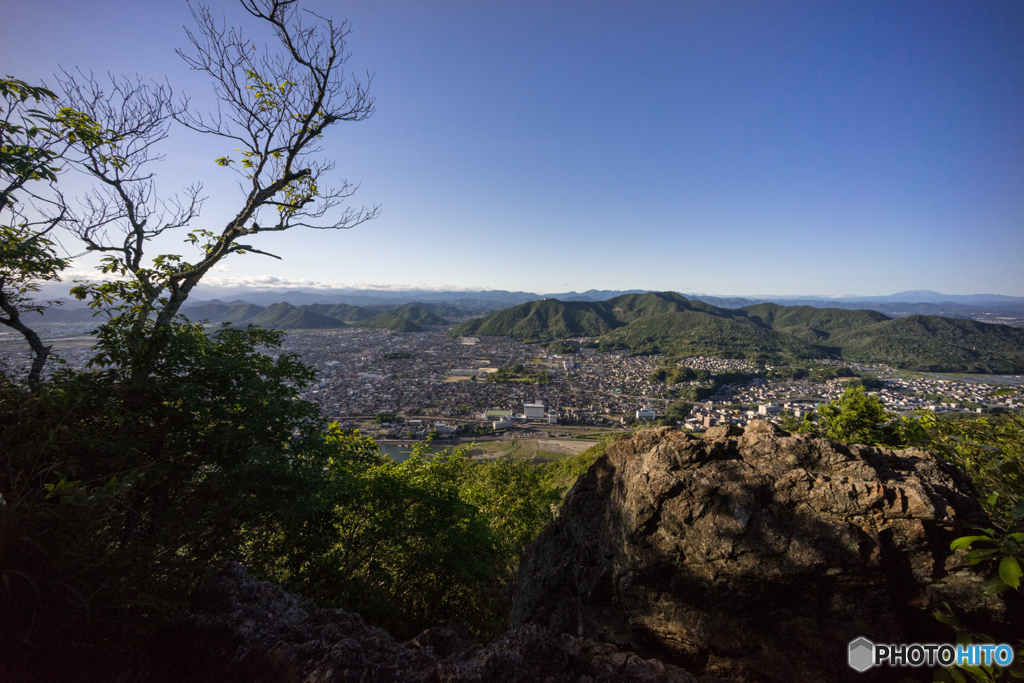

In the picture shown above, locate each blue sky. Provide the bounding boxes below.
[5,0,1023,296]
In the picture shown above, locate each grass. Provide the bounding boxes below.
[466,439,583,461]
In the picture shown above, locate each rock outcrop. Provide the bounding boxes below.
[136,562,710,683]
[510,423,1020,683]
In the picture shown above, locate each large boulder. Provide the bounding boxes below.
[510,423,1020,683]
[130,562,711,683]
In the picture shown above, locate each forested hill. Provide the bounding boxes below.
[449,299,623,339]
[450,292,1024,373]
[36,299,475,330]
[174,301,453,330]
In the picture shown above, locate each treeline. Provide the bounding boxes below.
[646,366,756,402]
[648,361,885,398]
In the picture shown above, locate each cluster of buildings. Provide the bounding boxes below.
[5,320,1022,442]
[270,327,682,431]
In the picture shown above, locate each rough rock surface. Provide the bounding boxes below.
[510,423,1020,683]
[135,561,712,683]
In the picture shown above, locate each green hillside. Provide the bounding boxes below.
[301,303,377,322]
[451,299,622,340]
[414,302,486,317]
[181,303,266,325]
[828,315,1024,373]
[247,303,348,330]
[606,291,725,321]
[354,312,423,332]
[389,304,448,326]
[740,303,890,339]
[599,310,821,359]
[35,306,102,323]
[450,292,1024,372]
[302,302,448,325]
[181,302,438,331]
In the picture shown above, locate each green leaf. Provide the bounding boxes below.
[965,548,1001,564]
[935,607,961,627]
[951,535,991,551]
[998,556,1022,590]
[944,668,969,683]
[981,575,1009,595]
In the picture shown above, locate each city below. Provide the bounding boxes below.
[8,318,1022,460]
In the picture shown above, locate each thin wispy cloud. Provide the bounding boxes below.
[197,275,489,292]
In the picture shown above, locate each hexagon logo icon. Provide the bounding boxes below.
[848,637,874,672]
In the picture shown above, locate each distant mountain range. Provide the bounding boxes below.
[26,289,1024,372]
[822,290,1024,305]
[178,301,452,332]
[182,288,1024,324]
[451,292,1024,374]
[33,285,1024,319]
[175,286,1024,306]
[180,287,629,307]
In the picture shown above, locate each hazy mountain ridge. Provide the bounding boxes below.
[247,303,348,330]
[32,287,1024,327]
[169,300,460,331]
[450,292,1024,373]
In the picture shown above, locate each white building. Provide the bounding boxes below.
[636,406,657,421]
[758,403,781,416]
[524,402,546,419]
[548,411,559,425]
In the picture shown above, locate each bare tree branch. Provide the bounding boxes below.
[51,2,378,373]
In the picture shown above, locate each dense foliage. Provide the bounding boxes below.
[658,400,695,426]
[1,324,329,653]
[547,340,577,354]
[648,365,702,383]
[486,363,551,385]
[247,432,499,638]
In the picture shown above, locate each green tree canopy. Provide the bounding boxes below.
[817,385,892,444]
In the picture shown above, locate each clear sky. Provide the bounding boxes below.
[5,0,1023,296]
